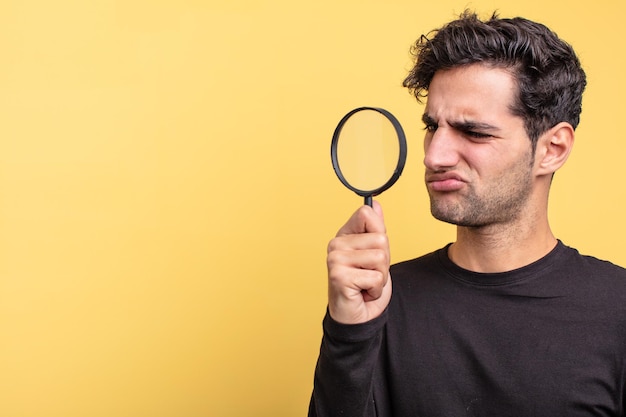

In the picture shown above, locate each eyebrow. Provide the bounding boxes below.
[422,113,500,132]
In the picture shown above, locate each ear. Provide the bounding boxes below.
[534,122,574,176]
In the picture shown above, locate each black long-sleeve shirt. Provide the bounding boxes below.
[310,242,626,416]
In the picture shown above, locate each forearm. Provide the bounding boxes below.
[309,309,388,417]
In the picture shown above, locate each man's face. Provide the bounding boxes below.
[422,64,535,227]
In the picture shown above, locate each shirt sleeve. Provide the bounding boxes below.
[308,308,388,417]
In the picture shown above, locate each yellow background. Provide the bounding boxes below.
[1,1,624,416]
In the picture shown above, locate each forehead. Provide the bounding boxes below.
[425,64,519,121]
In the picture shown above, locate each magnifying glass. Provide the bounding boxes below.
[331,107,407,207]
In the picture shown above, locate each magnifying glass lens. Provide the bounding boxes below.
[331,107,407,206]
[336,109,400,192]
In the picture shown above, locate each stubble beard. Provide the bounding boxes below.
[428,161,534,228]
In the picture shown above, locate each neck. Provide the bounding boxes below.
[448,213,557,273]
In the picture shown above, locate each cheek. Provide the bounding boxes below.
[463,146,501,177]
[468,142,533,178]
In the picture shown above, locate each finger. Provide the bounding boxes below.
[328,264,389,301]
[327,232,389,253]
[327,247,390,273]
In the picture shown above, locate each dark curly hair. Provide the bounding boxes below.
[403,11,587,149]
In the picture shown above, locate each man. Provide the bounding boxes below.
[309,11,626,417]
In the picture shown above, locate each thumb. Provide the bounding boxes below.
[364,200,386,234]
[337,202,387,236]
[371,200,384,220]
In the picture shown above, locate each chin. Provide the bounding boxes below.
[431,208,485,228]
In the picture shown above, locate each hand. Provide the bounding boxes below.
[326,201,392,324]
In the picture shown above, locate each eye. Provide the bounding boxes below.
[423,122,438,133]
[464,130,492,140]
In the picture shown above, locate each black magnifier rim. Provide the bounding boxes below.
[331,106,407,198]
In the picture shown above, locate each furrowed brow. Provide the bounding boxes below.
[449,120,500,132]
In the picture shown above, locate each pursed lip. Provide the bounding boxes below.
[425,171,467,192]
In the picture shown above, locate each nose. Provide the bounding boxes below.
[423,128,460,171]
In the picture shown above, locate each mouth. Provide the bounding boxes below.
[426,172,466,192]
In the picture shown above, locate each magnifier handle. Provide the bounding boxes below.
[364,195,373,207]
